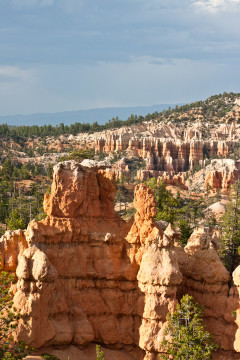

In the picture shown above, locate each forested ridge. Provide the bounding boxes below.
[0,92,239,140]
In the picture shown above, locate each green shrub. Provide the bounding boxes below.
[0,270,33,359]
[96,345,105,360]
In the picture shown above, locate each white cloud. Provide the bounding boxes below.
[129,56,174,66]
[193,0,240,12]
[0,66,35,81]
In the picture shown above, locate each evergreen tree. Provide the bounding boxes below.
[145,178,195,245]
[145,178,181,224]
[7,208,26,230]
[1,160,13,181]
[204,184,217,226]
[160,294,217,360]
[178,219,192,246]
[59,149,95,163]
[220,181,240,276]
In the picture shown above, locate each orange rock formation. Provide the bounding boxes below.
[0,230,28,272]
[204,159,240,191]
[179,227,239,357]
[95,133,240,190]
[1,161,240,360]
[96,135,233,173]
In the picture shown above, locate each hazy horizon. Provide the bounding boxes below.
[0,102,181,126]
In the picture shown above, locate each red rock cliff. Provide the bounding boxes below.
[0,161,183,360]
[1,161,240,360]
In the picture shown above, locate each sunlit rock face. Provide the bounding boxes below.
[1,160,240,360]
[0,229,27,272]
[204,159,240,191]
[95,129,233,173]
[0,161,180,360]
[175,225,240,360]
[94,122,240,191]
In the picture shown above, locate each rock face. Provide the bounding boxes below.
[168,219,238,350]
[204,159,240,191]
[0,161,182,360]
[178,226,240,359]
[184,226,221,255]
[185,158,240,193]
[96,134,234,173]
[137,170,187,189]
[8,116,240,191]
[95,131,240,190]
[126,184,182,358]
[233,267,240,353]
[1,161,240,359]
[13,161,138,351]
[0,230,28,272]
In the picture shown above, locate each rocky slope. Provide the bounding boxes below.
[1,160,240,359]
[187,158,240,192]
[3,93,240,192]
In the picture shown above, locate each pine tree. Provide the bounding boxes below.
[220,181,240,276]
[145,178,181,224]
[160,294,217,360]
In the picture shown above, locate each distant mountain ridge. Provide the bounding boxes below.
[0,104,180,127]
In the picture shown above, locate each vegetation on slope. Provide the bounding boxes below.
[163,91,240,123]
[0,159,50,235]
[0,92,239,141]
[0,271,33,359]
[145,178,217,246]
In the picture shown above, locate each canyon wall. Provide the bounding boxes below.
[1,161,240,359]
[9,120,240,191]
[96,134,235,173]
[178,227,240,359]
[95,133,240,190]
[204,159,240,191]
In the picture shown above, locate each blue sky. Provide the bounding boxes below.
[0,0,240,115]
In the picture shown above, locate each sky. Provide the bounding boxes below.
[0,0,240,115]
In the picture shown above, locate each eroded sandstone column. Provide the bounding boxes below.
[127,184,182,360]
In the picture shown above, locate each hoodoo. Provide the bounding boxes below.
[1,160,240,359]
